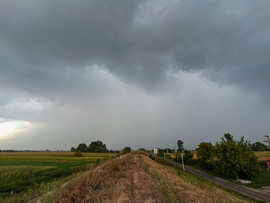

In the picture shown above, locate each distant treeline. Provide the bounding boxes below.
[71,140,120,153]
[0,150,55,152]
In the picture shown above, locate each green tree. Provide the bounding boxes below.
[88,140,107,153]
[215,133,258,179]
[197,142,215,164]
[138,148,146,151]
[70,147,76,152]
[163,148,173,153]
[252,142,268,151]
[177,140,184,152]
[157,148,164,157]
[174,151,182,163]
[183,150,193,162]
[76,143,88,152]
[123,147,131,154]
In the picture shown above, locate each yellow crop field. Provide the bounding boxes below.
[255,151,270,161]
[0,151,119,162]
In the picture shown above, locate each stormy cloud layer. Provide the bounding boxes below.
[0,0,269,150]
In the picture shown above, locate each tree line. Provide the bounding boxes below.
[71,140,108,153]
[157,133,267,180]
[71,140,131,154]
[191,133,260,179]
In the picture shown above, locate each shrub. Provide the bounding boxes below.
[174,152,182,163]
[183,150,193,162]
[123,147,131,154]
[185,159,199,166]
[201,161,214,171]
[74,151,82,157]
[158,148,164,157]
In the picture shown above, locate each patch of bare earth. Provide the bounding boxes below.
[113,155,165,203]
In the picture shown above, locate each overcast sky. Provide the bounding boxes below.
[0,0,270,151]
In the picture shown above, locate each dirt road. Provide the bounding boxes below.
[169,161,270,203]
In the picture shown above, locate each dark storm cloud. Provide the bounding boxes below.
[0,0,270,99]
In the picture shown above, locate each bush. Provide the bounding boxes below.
[183,150,193,162]
[185,159,199,166]
[201,161,214,171]
[258,161,268,169]
[123,147,131,154]
[158,148,164,157]
[74,151,82,157]
[174,152,182,163]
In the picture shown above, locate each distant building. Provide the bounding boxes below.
[154,148,158,155]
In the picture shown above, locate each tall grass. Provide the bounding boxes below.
[58,153,132,202]
[137,154,181,203]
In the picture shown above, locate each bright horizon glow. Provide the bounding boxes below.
[0,121,26,138]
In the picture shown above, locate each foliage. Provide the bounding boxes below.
[183,150,193,162]
[185,159,199,166]
[197,142,215,164]
[252,142,268,151]
[174,152,182,163]
[138,148,146,151]
[163,148,173,153]
[123,147,131,154]
[76,143,88,152]
[88,140,108,153]
[74,151,82,157]
[70,147,76,152]
[157,148,164,157]
[215,133,258,179]
[177,140,184,152]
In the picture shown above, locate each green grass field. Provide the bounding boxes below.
[0,151,119,200]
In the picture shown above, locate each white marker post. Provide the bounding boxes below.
[181,153,185,172]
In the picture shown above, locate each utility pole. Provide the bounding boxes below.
[264,135,270,148]
[181,152,185,172]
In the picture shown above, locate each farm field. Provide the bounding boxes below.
[255,151,270,161]
[0,151,118,162]
[2,152,263,203]
[0,151,119,200]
